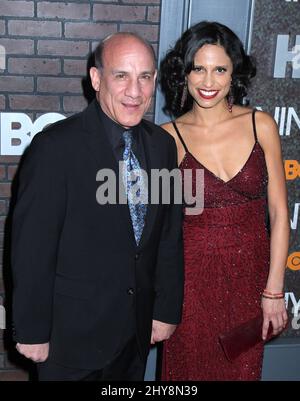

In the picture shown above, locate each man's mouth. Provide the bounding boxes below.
[122,103,141,110]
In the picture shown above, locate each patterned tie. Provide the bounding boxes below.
[122,130,147,245]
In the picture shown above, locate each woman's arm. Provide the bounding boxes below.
[256,111,290,339]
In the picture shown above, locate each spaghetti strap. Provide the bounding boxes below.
[172,121,189,153]
[252,109,258,143]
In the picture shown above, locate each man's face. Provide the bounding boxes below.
[90,37,157,128]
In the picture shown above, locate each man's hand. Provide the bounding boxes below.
[151,320,177,345]
[16,343,49,363]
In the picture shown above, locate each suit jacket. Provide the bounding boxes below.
[12,99,184,370]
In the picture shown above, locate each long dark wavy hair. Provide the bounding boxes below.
[159,21,256,118]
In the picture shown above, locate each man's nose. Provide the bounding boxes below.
[125,79,142,98]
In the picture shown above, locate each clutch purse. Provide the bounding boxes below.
[219,314,275,362]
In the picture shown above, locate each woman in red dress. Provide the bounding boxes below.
[160,21,289,380]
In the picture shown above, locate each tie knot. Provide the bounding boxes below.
[123,130,133,148]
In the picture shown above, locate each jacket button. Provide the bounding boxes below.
[127,288,134,295]
[135,253,140,260]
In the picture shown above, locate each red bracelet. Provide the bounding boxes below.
[262,294,284,300]
[263,289,284,297]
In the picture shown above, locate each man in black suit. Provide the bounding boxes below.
[12,32,183,381]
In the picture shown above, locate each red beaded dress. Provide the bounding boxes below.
[162,110,269,381]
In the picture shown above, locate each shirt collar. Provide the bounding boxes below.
[95,101,140,150]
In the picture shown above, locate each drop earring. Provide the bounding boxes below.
[227,85,234,113]
[180,80,188,109]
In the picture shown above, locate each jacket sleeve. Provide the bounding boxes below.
[11,132,66,343]
[152,137,184,324]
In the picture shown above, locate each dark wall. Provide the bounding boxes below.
[0,0,161,380]
[249,0,300,336]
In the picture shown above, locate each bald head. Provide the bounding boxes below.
[90,31,157,128]
[94,32,156,71]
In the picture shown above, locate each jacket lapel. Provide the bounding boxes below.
[137,120,160,249]
[82,100,117,172]
[82,100,136,245]
[82,101,161,249]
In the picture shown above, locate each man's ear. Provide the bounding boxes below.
[153,69,158,93]
[89,67,101,92]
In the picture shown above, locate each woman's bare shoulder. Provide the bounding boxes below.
[233,106,277,130]
[254,109,278,131]
[232,105,253,118]
[252,110,281,155]
[161,121,174,132]
[160,121,178,140]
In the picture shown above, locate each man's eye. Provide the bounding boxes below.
[141,75,151,80]
[216,67,227,73]
[115,74,126,79]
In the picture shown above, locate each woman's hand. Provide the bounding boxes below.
[261,297,288,340]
